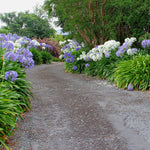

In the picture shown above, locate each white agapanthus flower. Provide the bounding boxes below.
[59,54,64,59]
[125,37,137,43]
[124,37,137,47]
[14,42,21,48]
[67,39,72,42]
[102,40,120,53]
[127,48,138,55]
[77,40,120,62]
[42,47,46,50]
[42,43,46,47]
[32,40,40,46]
[15,37,29,45]
[59,41,67,45]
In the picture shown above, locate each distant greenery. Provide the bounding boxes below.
[0,11,55,38]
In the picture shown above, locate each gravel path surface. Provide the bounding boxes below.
[8,63,150,150]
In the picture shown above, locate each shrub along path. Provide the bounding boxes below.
[8,62,150,150]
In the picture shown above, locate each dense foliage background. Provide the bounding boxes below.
[44,0,150,46]
[0,11,55,38]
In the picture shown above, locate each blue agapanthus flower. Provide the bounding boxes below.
[0,34,8,41]
[15,48,34,69]
[127,84,134,91]
[72,66,78,70]
[6,33,20,42]
[5,70,18,82]
[4,51,17,61]
[104,52,110,58]
[85,63,89,68]
[75,47,81,51]
[4,48,34,69]
[116,40,134,57]
[2,41,14,51]
[141,39,150,48]
[45,44,53,50]
[64,52,75,63]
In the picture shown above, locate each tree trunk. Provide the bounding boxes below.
[75,25,92,46]
[101,0,107,43]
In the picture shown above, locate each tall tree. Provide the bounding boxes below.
[43,0,150,46]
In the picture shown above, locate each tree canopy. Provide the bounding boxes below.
[0,11,55,39]
[43,0,150,47]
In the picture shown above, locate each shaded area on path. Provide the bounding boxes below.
[8,63,150,150]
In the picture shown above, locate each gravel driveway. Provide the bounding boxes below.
[8,62,150,150]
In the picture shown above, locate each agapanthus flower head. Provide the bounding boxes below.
[14,42,21,49]
[105,52,110,58]
[15,36,31,47]
[127,84,134,91]
[125,37,137,45]
[85,63,89,68]
[64,52,75,63]
[59,54,64,59]
[6,33,20,42]
[16,48,33,58]
[4,51,17,61]
[59,41,67,45]
[15,48,34,69]
[61,40,83,53]
[44,44,53,50]
[141,39,150,48]
[127,48,138,55]
[75,47,81,51]
[116,37,137,57]
[27,40,40,49]
[66,58,71,63]
[21,57,34,69]
[5,70,18,82]
[72,66,78,70]
[0,34,8,41]
[116,50,123,57]
[2,41,14,51]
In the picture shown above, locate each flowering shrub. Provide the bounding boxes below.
[60,40,83,59]
[62,36,150,91]
[77,40,120,61]
[60,40,90,73]
[0,33,40,149]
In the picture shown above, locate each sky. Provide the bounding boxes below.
[0,0,61,31]
[0,0,44,13]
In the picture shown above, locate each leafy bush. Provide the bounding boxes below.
[40,51,52,64]
[114,54,150,90]
[95,51,132,82]
[84,61,97,76]
[52,56,64,62]
[29,48,42,65]
[3,61,32,109]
